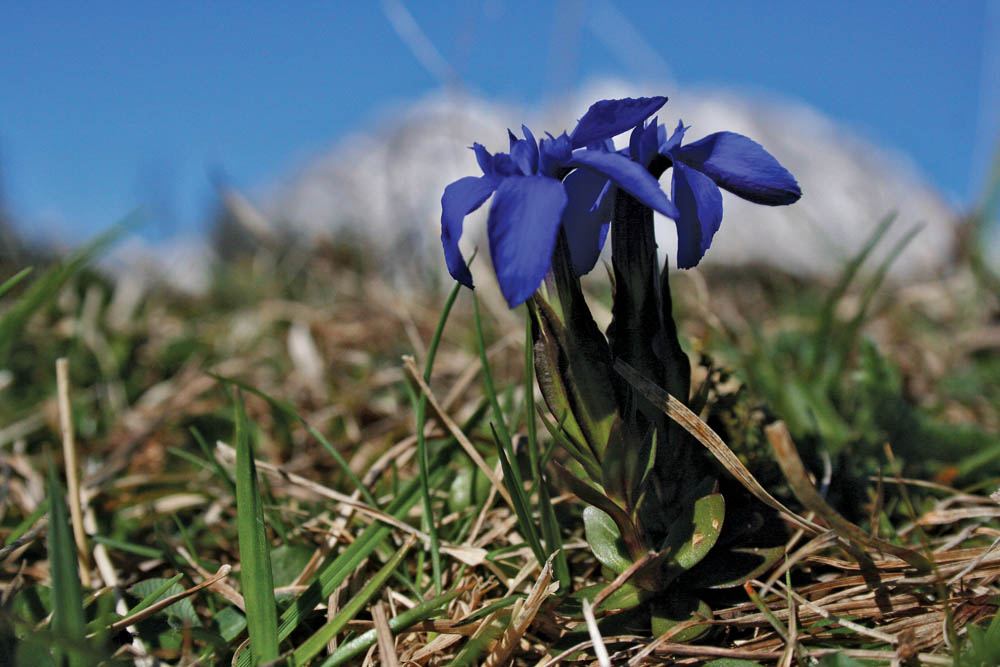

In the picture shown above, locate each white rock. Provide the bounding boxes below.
[270,82,960,290]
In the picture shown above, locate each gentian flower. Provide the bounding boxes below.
[650,119,801,269]
[441,97,680,308]
[567,117,802,274]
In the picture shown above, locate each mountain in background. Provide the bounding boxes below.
[109,82,963,295]
[269,82,959,287]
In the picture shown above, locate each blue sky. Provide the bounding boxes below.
[1,1,996,243]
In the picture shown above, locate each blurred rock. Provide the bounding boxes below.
[270,82,961,289]
[104,234,215,296]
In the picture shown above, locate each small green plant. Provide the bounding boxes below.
[440,95,801,637]
[954,606,1000,667]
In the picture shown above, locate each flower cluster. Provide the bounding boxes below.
[441,96,801,307]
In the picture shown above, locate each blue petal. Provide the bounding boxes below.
[511,140,536,175]
[561,167,615,276]
[674,132,801,205]
[586,138,616,152]
[539,132,573,177]
[471,143,493,174]
[629,118,660,166]
[568,149,679,219]
[569,96,668,149]
[628,124,642,162]
[487,175,569,307]
[661,119,688,153]
[670,162,723,269]
[491,152,519,177]
[522,125,540,172]
[441,175,499,287]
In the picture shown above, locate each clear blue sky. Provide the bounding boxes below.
[1,1,996,243]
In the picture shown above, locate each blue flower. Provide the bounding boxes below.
[653,119,801,269]
[441,97,679,308]
[565,117,802,274]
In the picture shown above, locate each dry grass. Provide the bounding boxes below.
[1,239,998,665]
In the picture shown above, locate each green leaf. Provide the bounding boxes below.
[233,392,279,664]
[213,374,377,507]
[447,465,492,514]
[91,535,161,559]
[412,279,464,594]
[5,497,50,546]
[214,606,247,643]
[650,594,712,643]
[600,417,629,504]
[123,573,183,619]
[818,655,868,667]
[0,266,32,298]
[529,267,618,465]
[583,506,632,575]
[551,461,637,552]
[680,485,787,589]
[809,213,895,377]
[689,544,785,590]
[535,403,603,482]
[660,493,725,580]
[0,217,131,362]
[601,419,656,514]
[524,311,570,590]
[47,464,87,667]
[703,660,763,667]
[493,424,546,565]
[570,581,643,613]
[237,448,454,667]
[128,577,199,627]
[317,589,464,667]
[268,544,315,589]
[446,609,510,667]
[473,293,514,450]
[292,539,414,666]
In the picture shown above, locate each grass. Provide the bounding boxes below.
[0,205,998,665]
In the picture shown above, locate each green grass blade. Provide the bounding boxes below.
[0,215,133,362]
[523,310,540,482]
[5,497,49,546]
[0,266,32,299]
[235,448,454,667]
[233,391,280,664]
[47,463,87,667]
[446,610,510,667]
[412,279,463,595]
[291,539,414,665]
[90,535,161,559]
[818,222,923,391]
[523,310,569,588]
[809,214,894,376]
[122,573,184,618]
[492,424,546,565]
[213,373,378,508]
[190,426,237,497]
[473,293,513,449]
[318,589,464,667]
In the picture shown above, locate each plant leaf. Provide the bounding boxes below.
[318,589,464,667]
[583,506,633,575]
[292,539,414,666]
[660,492,725,581]
[650,594,712,643]
[234,392,280,664]
[47,464,87,667]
